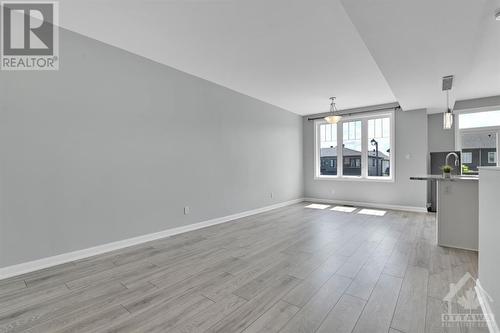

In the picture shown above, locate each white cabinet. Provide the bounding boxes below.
[478,167,500,329]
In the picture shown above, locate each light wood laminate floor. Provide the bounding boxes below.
[0,203,488,333]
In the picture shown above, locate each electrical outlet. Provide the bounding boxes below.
[444,185,451,194]
[184,206,190,215]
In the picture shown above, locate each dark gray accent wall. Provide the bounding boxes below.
[0,29,303,267]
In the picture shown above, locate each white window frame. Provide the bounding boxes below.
[455,107,500,169]
[314,110,395,182]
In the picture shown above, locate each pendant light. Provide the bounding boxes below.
[324,97,342,124]
[442,75,454,130]
[443,90,454,129]
[443,111,453,129]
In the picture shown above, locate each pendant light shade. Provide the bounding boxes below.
[443,109,453,129]
[443,88,453,130]
[324,115,342,124]
[324,97,342,124]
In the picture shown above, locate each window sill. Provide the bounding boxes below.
[314,176,395,183]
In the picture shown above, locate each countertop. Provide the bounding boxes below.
[478,167,500,172]
[410,175,479,181]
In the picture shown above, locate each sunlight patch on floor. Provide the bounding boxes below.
[358,208,386,216]
[305,203,330,210]
[331,206,357,213]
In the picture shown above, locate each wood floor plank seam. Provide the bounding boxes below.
[346,254,398,332]
[120,304,132,314]
[239,297,291,333]
[387,271,407,333]
[298,281,354,333]
[389,327,406,333]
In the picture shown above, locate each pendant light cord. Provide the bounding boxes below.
[330,97,336,113]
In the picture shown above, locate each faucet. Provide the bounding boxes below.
[445,152,460,170]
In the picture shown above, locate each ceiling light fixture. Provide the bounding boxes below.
[443,92,453,130]
[442,75,454,130]
[324,97,342,124]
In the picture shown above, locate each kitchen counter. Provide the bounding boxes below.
[478,167,500,322]
[478,166,500,171]
[411,175,478,251]
[410,175,478,181]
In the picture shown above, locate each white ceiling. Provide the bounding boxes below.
[341,0,500,114]
[57,0,499,115]
[59,0,396,115]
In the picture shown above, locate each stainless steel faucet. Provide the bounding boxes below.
[445,152,459,168]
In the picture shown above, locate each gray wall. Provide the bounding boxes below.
[0,30,303,268]
[427,113,456,203]
[427,113,455,153]
[455,95,500,112]
[303,109,428,209]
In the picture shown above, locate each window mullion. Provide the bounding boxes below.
[315,122,320,178]
[361,119,368,178]
[337,121,343,177]
[497,129,500,167]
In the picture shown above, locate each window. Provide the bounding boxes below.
[457,110,500,173]
[318,123,337,176]
[368,117,391,177]
[314,110,394,181]
[462,152,472,164]
[342,121,362,176]
[460,132,497,174]
[488,152,497,164]
[459,110,500,129]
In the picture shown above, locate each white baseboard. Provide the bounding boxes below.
[437,243,478,252]
[0,198,303,280]
[476,280,499,333]
[304,197,428,213]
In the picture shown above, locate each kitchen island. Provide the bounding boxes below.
[410,175,478,251]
